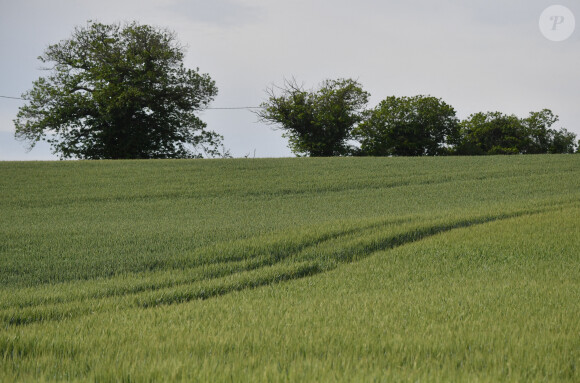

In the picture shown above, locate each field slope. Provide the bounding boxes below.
[1,156,579,381]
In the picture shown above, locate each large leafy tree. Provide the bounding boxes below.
[353,95,459,156]
[14,21,224,159]
[257,78,369,157]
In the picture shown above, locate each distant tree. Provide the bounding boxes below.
[353,95,459,156]
[521,109,559,154]
[549,128,577,154]
[14,21,226,159]
[456,112,525,155]
[457,109,577,155]
[257,78,369,157]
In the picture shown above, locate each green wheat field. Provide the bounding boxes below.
[1,156,579,382]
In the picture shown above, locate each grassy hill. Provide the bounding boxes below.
[1,156,579,381]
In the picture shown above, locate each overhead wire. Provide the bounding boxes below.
[0,95,260,110]
[0,95,25,100]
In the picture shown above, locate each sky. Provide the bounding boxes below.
[1,0,579,160]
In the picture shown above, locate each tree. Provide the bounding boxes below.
[353,95,459,156]
[456,112,525,155]
[549,128,577,154]
[521,109,559,154]
[257,78,369,157]
[456,109,577,155]
[14,21,225,159]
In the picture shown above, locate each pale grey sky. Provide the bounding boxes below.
[1,0,579,159]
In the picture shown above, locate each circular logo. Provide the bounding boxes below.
[539,5,576,42]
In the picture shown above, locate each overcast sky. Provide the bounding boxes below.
[1,0,579,160]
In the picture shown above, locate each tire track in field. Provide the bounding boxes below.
[1,201,575,327]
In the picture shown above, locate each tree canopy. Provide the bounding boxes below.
[257,78,369,157]
[259,78,577,157]
[14,21,225,159]
[521,109,577,154]
[456,109,577,155]
[456,112,525,155]
[353,95,459,156]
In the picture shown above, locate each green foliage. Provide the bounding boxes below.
[258,78,369,156]
[521,109,559,154]
[261,80,577,157]
[0,156,579,381]
[14,21,223,159]
[353,95,460,156]
[548,127,577,154]
[456,109,577,155]
[456,112,524,155]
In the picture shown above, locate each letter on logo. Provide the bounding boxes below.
[551,15,566,30]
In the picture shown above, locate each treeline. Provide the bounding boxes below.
[258,78,578,157]
[16,22,578,160]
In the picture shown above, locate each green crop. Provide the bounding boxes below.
[0,155,578,381]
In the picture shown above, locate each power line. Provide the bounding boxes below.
[205,106,260,110]
[0,95,24,100]
[0,95,260,109]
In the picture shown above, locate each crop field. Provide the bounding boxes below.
[0,156,579,382]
